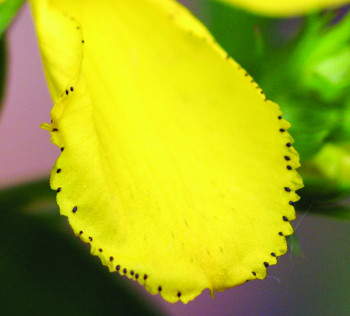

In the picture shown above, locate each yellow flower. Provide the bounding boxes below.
[217,0,350,16]
[30,0,302,303]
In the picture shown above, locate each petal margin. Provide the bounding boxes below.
[30,0,303,303]
[215,0,350,16]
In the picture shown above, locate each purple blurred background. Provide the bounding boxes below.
[2,3,350,315]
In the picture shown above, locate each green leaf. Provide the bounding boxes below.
[0,0,25,38]
[0,179,162,316]
[297,197,350,220]
[200,0,272,76]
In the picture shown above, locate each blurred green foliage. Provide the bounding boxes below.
[203,1,350,219]
[0,0,25,38]
[0,179,161,316]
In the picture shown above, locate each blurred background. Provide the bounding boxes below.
[1,1,350,315]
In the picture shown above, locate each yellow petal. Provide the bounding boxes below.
[30,0,303,303]
[216,0,350,16]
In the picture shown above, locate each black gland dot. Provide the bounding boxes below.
[287,165,292,170]
[99,248,103,253]
[271,252,276,257]
[79,231,83,235]
[123,268,127,274]
[130,270,134,276]
[286,143,292,148]
[284,155,291,161]
[279,232,284,236]
[52,128,58,132]
[144,274,148,280]
[70,87,74,92]
[284,187,291,192]
[65,90,69,95]
[177,292,182,298]
[289,201,294,205]
[278,116,282,120]
[252,271,256,276]
[57,168,61,173]
[56,187,61,193]
[283,216,289,221]
[279,128,285,132]
[82,40,85,43]
[72,206,77,213]
[89,237,93,241]
[264,262,269,268]
[135,274,139,279]
[116,265,120,271]
[158,286,162,292]
[60,147,64,152]
[110,257,114,261]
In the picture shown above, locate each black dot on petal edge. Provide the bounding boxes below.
[56,187,61,193]
[279,232,284,236]
[89,237,93,241]
[79,231,83,235]
[177,292,182,298]
[284,156,291,161]
[289,201,294,205]
[123,268,127,274]
[278,116,282,120]
[130,271,134,275]
[70,87,74,91]
[287,166,292,170]
[284,187,291,192]
[110,257,114,261]
[283,216,289,221]
[144,274,148,280]
[99,248,103,252]
[279,128,285,132]
[116,265,120,271]
[271,252,276,257]
[264,262,269,268]
[286,143,292,147]
[57,169,61,173]
[72,206,77,213]
[252,271,256,276]
[52,128,58,132]
[135,274,139,279]
[158,286,162,292]
[60,147,64,152]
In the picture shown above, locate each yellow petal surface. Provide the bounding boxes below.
[30,0,303,303]
[216,0,350,16]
